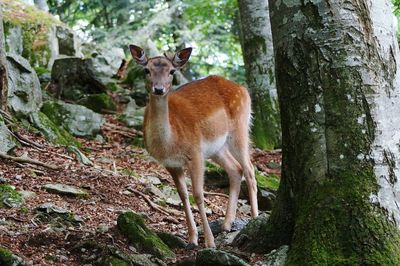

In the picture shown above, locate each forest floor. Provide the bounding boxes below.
[0,114,281,265]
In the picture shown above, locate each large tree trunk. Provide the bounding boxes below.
[0,5,8,111]
[248,0,400,264]
[238,0,280,150]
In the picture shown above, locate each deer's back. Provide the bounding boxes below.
[170,75,250,120]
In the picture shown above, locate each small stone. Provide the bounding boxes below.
[97,224,109,233]
[15,175,22,181]
[215,231,240,247]
[19,190,36,200]
[144,185,165,198]
[43,183,88,197]
[141,175,162,185]
[0,177,10,184]
[121,190,132,195]
[266,161,281,169]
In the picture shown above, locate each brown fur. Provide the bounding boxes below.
[130,45,258,248]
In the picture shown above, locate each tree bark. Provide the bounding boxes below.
[238,0,280,150]
[247,0,400,264]
[0,4,8,111]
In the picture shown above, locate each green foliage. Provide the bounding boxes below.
[47,0,245,83]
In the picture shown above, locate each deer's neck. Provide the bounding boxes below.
[146,95,172,145]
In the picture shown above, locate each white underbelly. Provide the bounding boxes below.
[202,134,227,159]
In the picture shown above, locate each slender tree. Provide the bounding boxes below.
[239,0,400,264]
[238,0,280,149]
[0,4,8,111]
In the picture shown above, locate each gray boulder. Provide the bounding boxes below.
[0,116,16,153]
[232,213,270,251]
[56,26,78,56]
[195,249,250,266]
[6,26,23,55]
[7,54,42,117]
[50,57,107,100]
[120,99,144,128]
[41,100,104,138]
[91,47,125,83]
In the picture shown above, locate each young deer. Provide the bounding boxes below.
[129,45,258,248]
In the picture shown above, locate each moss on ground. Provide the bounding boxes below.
[117,211,175,261]
[0,247,24,266]
[0,185,24,208]
[77,93,117,113]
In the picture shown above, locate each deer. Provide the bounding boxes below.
[129,44,258,248]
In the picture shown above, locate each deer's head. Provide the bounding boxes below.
[129,45,192,96]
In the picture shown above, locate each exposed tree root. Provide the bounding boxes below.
[0,152,59,170]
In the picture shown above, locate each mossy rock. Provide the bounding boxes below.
[3,0,61,69]
[156,231,187,249]
[195,249,250,266]
[117,211,175,261]
[0,184,24,208]
[41,100,104,138]
[78,93,117,113]
[29,112,80,147]
[233,213,270,250]
[104,256,130,266]
[105,253,158,266]
[0,247,25,266]
[255,172,280,191]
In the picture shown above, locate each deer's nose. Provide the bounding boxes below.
[153,86,165,95]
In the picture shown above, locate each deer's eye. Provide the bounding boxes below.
[144,68,150,75]
[169,69,176,75]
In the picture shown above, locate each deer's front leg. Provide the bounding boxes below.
[167,167,198,246]
[187,156,215,248]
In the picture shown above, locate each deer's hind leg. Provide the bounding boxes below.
[228,128,258,217]
[211,147,243,232]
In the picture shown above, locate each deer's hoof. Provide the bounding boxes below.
[185,243,198,250]
[221,222,232,232]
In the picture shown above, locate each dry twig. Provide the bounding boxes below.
[0,152,59,170]
[204,191,229,199]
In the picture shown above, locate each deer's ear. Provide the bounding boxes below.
[129,44,148,66]
[172,47,192,68]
